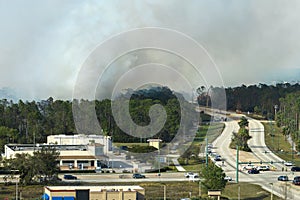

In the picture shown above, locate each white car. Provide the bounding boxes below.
[257,165,270,171]
[224,176,232,181]
[184,172,199,178]
[284,161,294,166]
[259,165,270,171]
[243,164,256,170]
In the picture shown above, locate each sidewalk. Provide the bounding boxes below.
[172,158,186,172]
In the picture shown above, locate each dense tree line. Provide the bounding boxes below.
[198,83,300,118]
[0,87,195,152]
[276,92,300,151]
[0,98,75,152]
[198,83,300,152]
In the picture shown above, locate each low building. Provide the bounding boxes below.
[43,185,145,200]
[4,143,108,171]
[3,134,113,171]
[147,139,162,149]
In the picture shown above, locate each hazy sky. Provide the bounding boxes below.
[1,0,300,100]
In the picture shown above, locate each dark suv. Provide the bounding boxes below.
[293,176,300,185]
[291,166,300,172]
[63,174,77,180]
[132,173,146,179]
[278,175,289,181]
[248,168,259,174]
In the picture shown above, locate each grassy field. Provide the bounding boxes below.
[263,122,300,166]
[0,181,283,200]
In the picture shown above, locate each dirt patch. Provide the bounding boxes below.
[229,149,259,163]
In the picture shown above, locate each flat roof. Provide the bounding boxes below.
[6,144,90,151]
[59,155,96,160]
[147,139,162,142]
[45,185,144,192]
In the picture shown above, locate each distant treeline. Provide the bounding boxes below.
[198,83,300,119]
[0,87,198,151]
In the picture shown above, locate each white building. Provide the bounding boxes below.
[4,143,108,171]
[3,134,112,171]
[47,134,112,154]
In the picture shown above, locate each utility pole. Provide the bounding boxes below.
[205,137,208,167]
[15,178,18,200]
[270,183,273,200]
[163,184,166,200]
[238,184,240,200]
[199,179,201,198]
[236,145,239,183]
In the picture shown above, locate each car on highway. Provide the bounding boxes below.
[184,172,199,178]
[291,166,300,172]
[214,155,222,161]
[257,165,270,171]
[243,164,256,170]
[224,176,232,181]
[292,176,300,185]
[63,174,77,180]
[278,175,289,181]
[284,161,294,166]
[248,168,260,174]
[132,173,146,179]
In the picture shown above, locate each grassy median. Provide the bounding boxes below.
[263,122,300,166]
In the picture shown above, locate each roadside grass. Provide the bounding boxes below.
[113,142,149,147]
[178,123,224,171]
[263,122,300,166]
[222,182,282,200]
[0,181,282,200]
[196,122,225,155]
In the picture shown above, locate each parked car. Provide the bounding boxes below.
[291,166,300,172]
[224,176,232,181]
[292,176,300,185]
[184,172,199,178]
[278,175,289,181]
[257,165,270,171]
[248,168,260,174]
[132,173,146,179]
[63,174,77,180]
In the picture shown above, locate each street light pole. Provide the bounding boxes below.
[236,145,239,183]
[15,178,18,200]
[205,137,208,167]
[270,183,273,200]
[274,105,279,151]
[238,184,240,200]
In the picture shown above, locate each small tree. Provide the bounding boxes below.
[238,116,249,128]
[5,146,59,185]
[33,146,60,181]
[200,163,227,192]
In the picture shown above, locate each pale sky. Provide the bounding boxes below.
[1,0,300,100]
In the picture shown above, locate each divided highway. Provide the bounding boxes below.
[212,114,300,199]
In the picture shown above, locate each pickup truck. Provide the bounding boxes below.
[184,172,199,178]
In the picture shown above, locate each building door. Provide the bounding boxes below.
[76,189,89,200]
